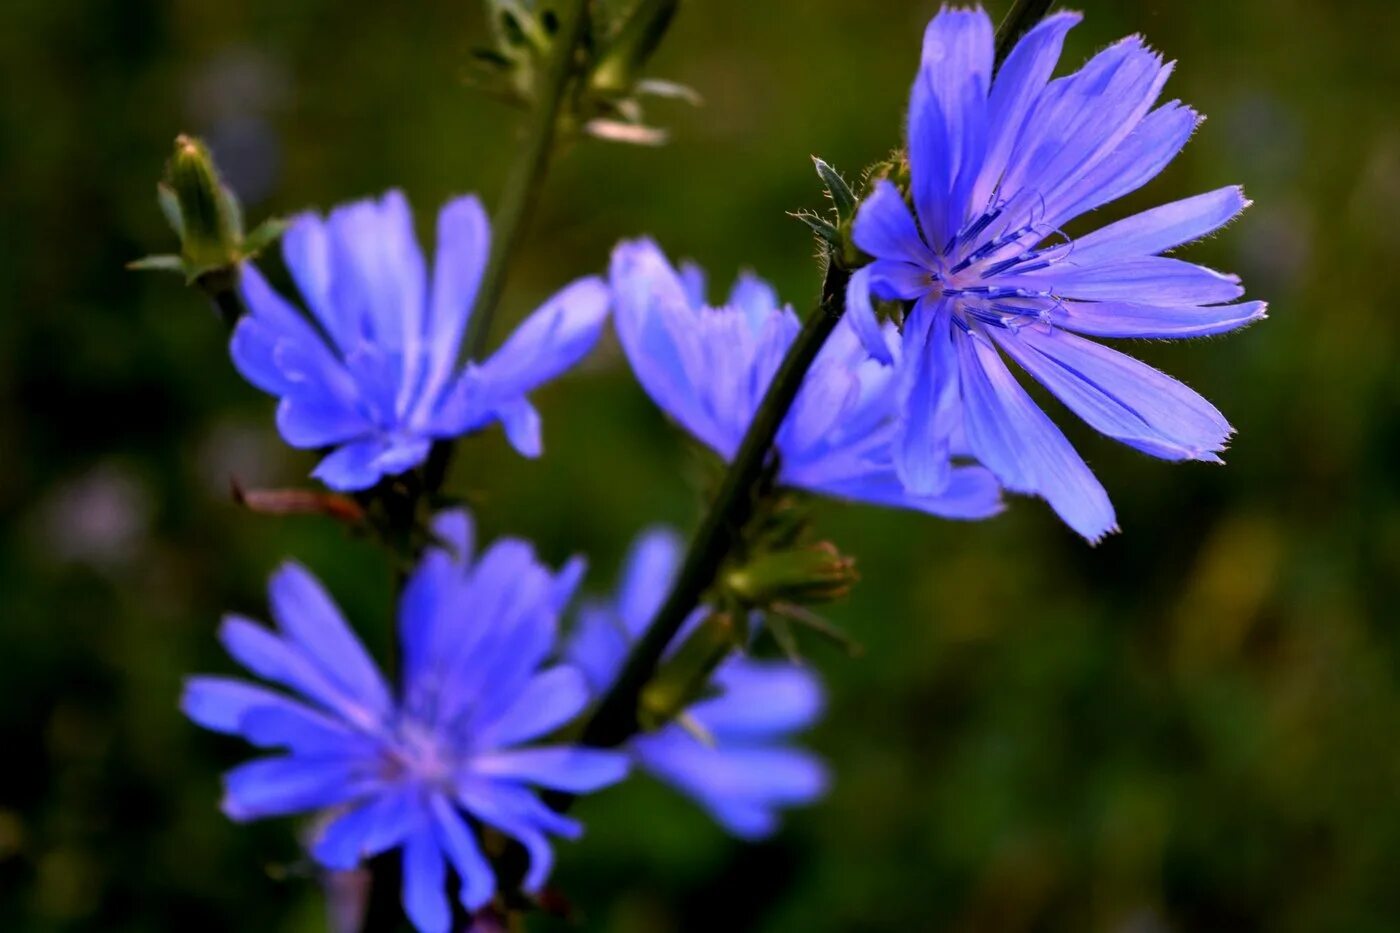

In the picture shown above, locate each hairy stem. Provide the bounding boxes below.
[994,0,1054,63]
[578,262,851,752]
[463,0,589,360]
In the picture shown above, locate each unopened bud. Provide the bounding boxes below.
[590,0,679,96]
[166,135,243,273]
[724,542,858,608]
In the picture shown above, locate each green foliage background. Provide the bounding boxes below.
[1,1,1397,930]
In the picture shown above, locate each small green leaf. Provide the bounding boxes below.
[126,254,186,274]
[813,157,857,220]
[788,210,839,245]
[242,217,289,258]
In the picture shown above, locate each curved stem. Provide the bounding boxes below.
[575,0,1052,763]
[578,261,852,751]
[463,0,589,360]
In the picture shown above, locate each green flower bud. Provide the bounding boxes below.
[165,135,243,274]
[590,0,679,97]
[724,542,858,608]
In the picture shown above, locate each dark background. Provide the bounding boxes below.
[2,1,1398,930]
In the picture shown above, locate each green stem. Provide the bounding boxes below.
[463,0,589,360]
[578,261,852,752]
[575,0,1053,763]
[994,0,1054,64]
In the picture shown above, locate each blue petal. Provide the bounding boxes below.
[993,326,1232,462]
[401,829,450,933]
[473,667,591,749]
[494,397,542,458]
[1047,101,1201,227]
[312,786,424,870]
[428,795,496,911]
[181,676,290,734]
[474,276,610,400]
[970,11,1081,211]
[811,464,1004,520]
[632,733,828,839]
[1025,256,1245,305]
[218,614,384,732]
[851,180,935,267]
[844,266,896,364]
[453,780,575,893]
[955,330,1117,542]
[894,297,959,496]
[422,195,490,399]
[470,747,630,793]
[1066,186,1250,266]
[232,262,343,396]
[282,211,355,353]
[908,8,994,247]
[221,755,367,822]
[311,439,397,492]
[610,240,719,448]
[727,271,780,331]
[241,703,371,756]
[565,603,630,695]
[616,527,684,634]
[1002,38,1173,228]
[268,562,392,718]
[275,391,371,449]
[324,191,427,360]
[782,359,861,457]
[691,659,825,740]
[677,260,707,307]
[1050,299,1267,339]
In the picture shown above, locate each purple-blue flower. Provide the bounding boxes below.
[847,8,1266,542]
[567,527,829,839]
[182,510,628,932]
[232,191,610,491]
[610,239,1003,520]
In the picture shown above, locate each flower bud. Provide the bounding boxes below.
[131,135,285,300]
[589,0,679,97]
[723,542,858,608]
[165,135,243,273]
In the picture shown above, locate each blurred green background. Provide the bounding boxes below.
[3,0,1399,930]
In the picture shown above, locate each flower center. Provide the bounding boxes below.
[382,717,456,789]
[923,204,1070,332]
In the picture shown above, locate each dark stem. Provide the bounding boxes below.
[994,0,1054,64]
[210,286,243,329]
[577,262,852,753]
[462,0,589,360]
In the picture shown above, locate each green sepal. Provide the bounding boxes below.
[813,156,857,221]
[126,254,185,275]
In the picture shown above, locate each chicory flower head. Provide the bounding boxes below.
[610,238,1003,520]
[233,191,610,491]
[567,527,829,838]
[182,511,628,933]
[847,8,1265,542]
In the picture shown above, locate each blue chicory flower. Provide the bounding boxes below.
[182,510,628,932]
[567,527,829,839]
[847,7,1266,542]
[610,238,1003,520]
[232,190,610,491]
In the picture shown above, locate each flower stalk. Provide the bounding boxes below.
[579,259,852,750]
[576,0,1057,760]
[463,0,590,360]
